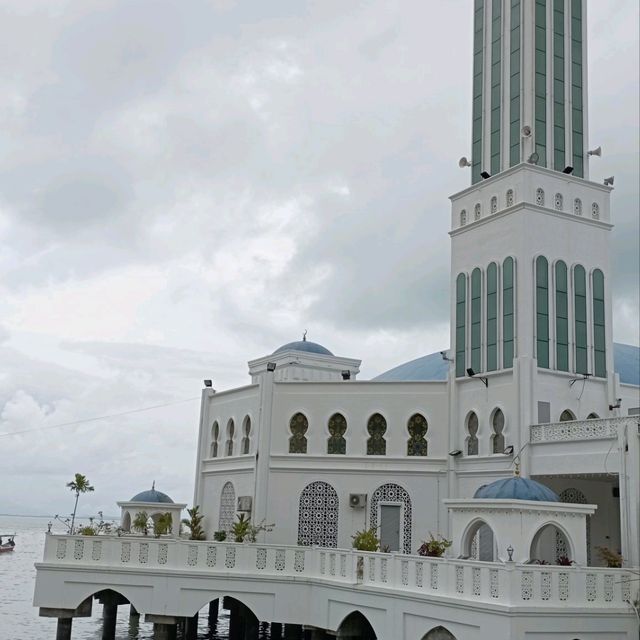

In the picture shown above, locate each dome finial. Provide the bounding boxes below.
[302,329,307,342]
[152,480,155,491]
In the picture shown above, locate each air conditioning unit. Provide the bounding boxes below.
[237,496,253,512]
[349,493,367,509]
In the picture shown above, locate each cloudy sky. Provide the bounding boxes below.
[0,0,637,518]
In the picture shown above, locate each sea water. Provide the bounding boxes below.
[0,515,256,640]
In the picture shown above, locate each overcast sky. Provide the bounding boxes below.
[0,1,637,518]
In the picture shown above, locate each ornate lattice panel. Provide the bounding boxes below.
[225,546,236,569]
[455,566,464,593]
[56,539,67,559]
[187,545,198,566]
[294,550,305,573]
[521,571,533,600]
[206,546,217,567]
[366,413,387,455]
[604,574,614,602]
[297,481,339,548]
[91,541,102,561]
[430,563,438,590]
[474,203,481,220]
[256,548,267,570]
[340,554,347,577]
[415,562,424,588]
[530,418,619,443]
[490,569,499,598]
[558,488,591,564]
[327,413,347,454]
[591,202,600,219]
[121,542,131,563]
[558,572,569,600]
[506,189,514,207]
[407,413,428,456]
[218,481,236,532]
[275,549,286,571]
[541,572,551,600]
[139,543,149,564]
[472,567,481,596]
[381,558,388,583]
[490,196,498,214]
[369,483,412,554]
[535,188,545,206]
[329,554,336,576]
[554,193,563,210]
[158,544,168,565]
[574,198,582,215]
[401,560,409,585]
[73,540,84,560]
[289,412,308,453]
[586,573,597,601]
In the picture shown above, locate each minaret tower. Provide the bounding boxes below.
[448,0,616,471]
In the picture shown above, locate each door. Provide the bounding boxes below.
[380,504,401,552]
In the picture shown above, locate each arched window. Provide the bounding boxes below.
[407,413,428,456]
[560,409,576,422]
[490,196,498,214]
[574,265,588,373]
[574,198,582,215]
[465,520,497,561]
[297,481,338,547]
[218,482,236,532]
[491,409,505,453]
[592,269,606,377]
[337,612,377,640]
[460,209,467,226]
[366,413,387,455]
[591,202,600,219]
[555,260,569,371]
[554,193,563,210]
[502,257,514,368]
[369,483,412,554]
[506,189,514,207]
[226,419,235,457]
[586,412,599,419]
[471,268,482,372]
[530,523,572,564]
[210,422,219,458]
[327,413,347,454]
[535,187,545,206]
[241,416,251,454]
[474,203,481,220]
[559,488,591,564]
[486,262,498,371]
[455,273,467,377]
[536,256,549,368]
[289,413,308,453]
[467,412,479,455]
[422,627,457,640]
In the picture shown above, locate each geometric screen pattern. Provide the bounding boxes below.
[369,483,412,554]
[218,481,236,532]
[297,481,339,548]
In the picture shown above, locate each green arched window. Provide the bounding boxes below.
[592,269,606,377]
[555,261,569,371]
[455,273,467,377]
[502,257,514,368]
[471,268,482,372]
[536,256,549,368]
[486,262,498,371]
[574,265,588,374]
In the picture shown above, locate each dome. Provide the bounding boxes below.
[473,476,559,502]
[273,340,334,356]
[130,488,174,504]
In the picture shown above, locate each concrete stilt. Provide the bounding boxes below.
[243,611,259,640]
[130,604,140,618]
[208,600,218,624]
[153,622,177,640]
[101,603,118,640]
[184,612,199,640]
[270,622,283,639]
[228,602,242,640]
[56,618,73,640]
[308,628,329,640]
[284,623,303,639]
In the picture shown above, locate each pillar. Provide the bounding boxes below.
[243,611,259,640]
[228,602,242,640]
[207,600,218,624]
[185,612,198,640]
[284,624,303,639]
[153,623,177,640]
[102,603,118,640]
[56,618,72,640]
[271,622,283,639]
[130,605,140,618]
[308,629,329,640]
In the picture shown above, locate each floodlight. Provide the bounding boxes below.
[527,152,539,165]
[562,166,574,174]
[480,171,491,180]
[203,379,213,388]
[604,176,614,186]
[267,362,277,372]
[341,370,351,380]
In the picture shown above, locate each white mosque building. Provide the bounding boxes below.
[34,1,639,639]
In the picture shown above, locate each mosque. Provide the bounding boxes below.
[34,1,639,639]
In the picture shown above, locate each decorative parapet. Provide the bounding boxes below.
[530,417,632,444]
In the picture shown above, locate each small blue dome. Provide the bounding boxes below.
[130,489,174,504]
[273,340,333,356]
[473,476,559,502]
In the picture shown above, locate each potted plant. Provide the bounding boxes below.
[213,530,227,542]
[132,511,150,536]
[417,533,452,558]
[555,555,575,566]
[596,546,623,568]
[351,527,380,552]
[181,506,206,540]
[153,512,173,538]
[231,514,251,542]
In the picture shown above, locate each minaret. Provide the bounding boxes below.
[470,0,588,183]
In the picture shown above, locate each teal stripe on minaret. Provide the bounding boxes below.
[471,0,484,184]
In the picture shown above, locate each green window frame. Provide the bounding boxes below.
[486,262,498,371]
[574,264,588,374]
[534,0,547,166]
[592,269,606,377]
[571,0,584,176]
[536,256,549,368]
[455,273,467,377]
[472,0,485,184]
[509,0,521,166]
[553,0,565,170]
[555,261,569,371]
[490,0,502,175]
[503,257,514,368]
[471,268,482,372]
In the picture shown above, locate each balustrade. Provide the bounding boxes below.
[530,417,628,443]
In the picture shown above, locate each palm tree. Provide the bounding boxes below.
[181,506,206,540]
[66,473,94,535]
[132,511,150,535]
[153,512,173,537]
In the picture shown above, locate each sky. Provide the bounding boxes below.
[0,0,638,518]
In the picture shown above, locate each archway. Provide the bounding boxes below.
[218,482,236,532]
[337,611,377,640]
[463,519,497,561]
[122,512,131,532]
[422,626,457,640]
[530,523,573,564]
[559,488,591,564]
[369,483,412,553]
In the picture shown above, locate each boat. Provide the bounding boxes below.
[0,535,16,553]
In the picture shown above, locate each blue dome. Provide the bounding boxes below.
[473,476,559,502]
[273,340,333,356]
[373,342,638,385]
[130,489,174,504]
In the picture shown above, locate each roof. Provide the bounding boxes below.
[473,476,559,502]
[273,340,334,356]
[129,488,174,504]
[373,342,639,385]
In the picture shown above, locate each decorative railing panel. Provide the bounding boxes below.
[530,417,629,443]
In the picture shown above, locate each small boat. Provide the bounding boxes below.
[0,535,16,553]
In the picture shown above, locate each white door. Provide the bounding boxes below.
[380,504,401,552]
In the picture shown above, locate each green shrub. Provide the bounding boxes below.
[351,527,380,552]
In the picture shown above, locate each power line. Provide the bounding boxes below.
[0,396,201,439]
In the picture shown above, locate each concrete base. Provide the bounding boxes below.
[153,622,177,640]
[185,612,198,640]
[285,623,304,639]
[56,618,72,640]
[102,603,117,640]
[271,622,283,639]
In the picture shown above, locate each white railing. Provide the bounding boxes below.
[530,417,629,443]
[41,535,636,609]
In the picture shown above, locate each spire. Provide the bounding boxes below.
[302,329,307,342]
[152,480,155,491]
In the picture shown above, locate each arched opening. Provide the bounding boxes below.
[366,413,387,455]
[297,481,339,547]
[336,611,377,640]
[241,416,251,454]
[407,413,428,456]
[530,523,573,565]
[559,409,576,422]
[559,488,591,564]
[369,483,412,553]
[210,421,219,458]
[289,412,308,453]
[491,408,505,453]
[466,411,479,455]
[218,482,236,533]
[327,413,347,454]
[226,419,235,456]
[463,519,497,561]
[422,626,457,640]
[122,512,131,532]
[586,412,599,419]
